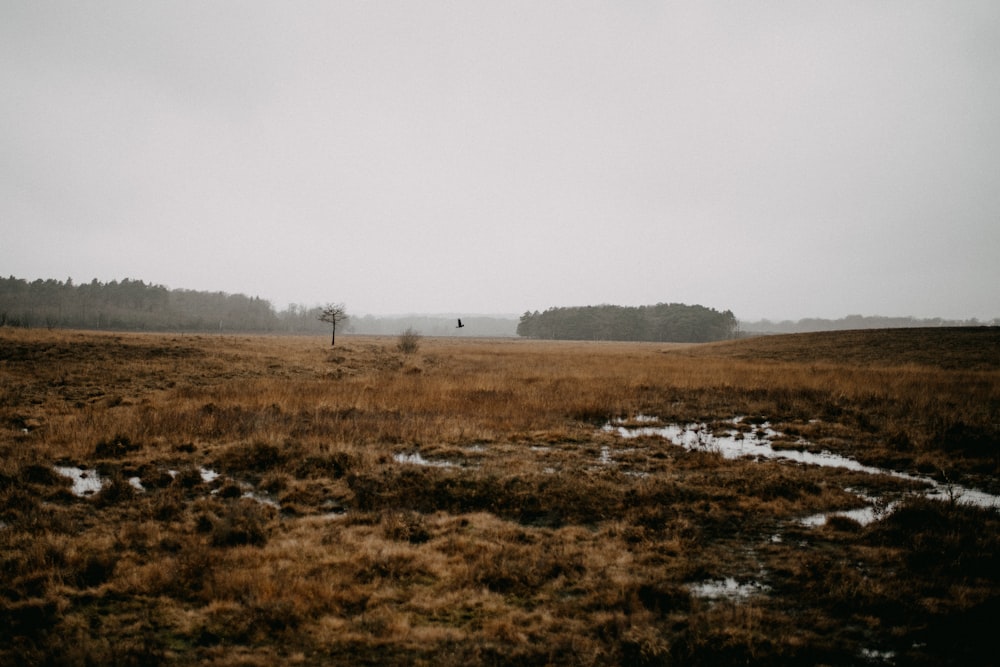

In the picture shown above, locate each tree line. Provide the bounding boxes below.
[0,276,332,333]
[516,303,738,342]
[740,314,999,334]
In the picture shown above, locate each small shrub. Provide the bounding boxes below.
[381,509,431,544]
[396,327,421,354]
[217,483,243,499]
[152,490,183,521]
[93,473,136,507]
[139,465,174,489]
[210,499,272,547]
[825,514,863,532]
[938,421,996,457]
[94,434,140,458]
[21,464,64,487]
[259,472,289,493]
[292,451,354,479]
[218,440,291,474]
[73,551,118,588]
[172,466,204,489]
[0,598,60,640]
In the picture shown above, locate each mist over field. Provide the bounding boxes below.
[3,274,994,341]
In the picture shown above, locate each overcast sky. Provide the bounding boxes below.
[3,2,998,321]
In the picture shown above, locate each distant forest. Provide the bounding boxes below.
[741,314,998,334]
[0,275,517,336]
[517,303,738,342]
[5,275,992,338]
[0,276,328,333]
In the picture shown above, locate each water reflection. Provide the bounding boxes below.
[605,417,1000,513]
[54,465,281,510]
[687,577,770,600]
[54,466,104,496]
[393,452,458,468]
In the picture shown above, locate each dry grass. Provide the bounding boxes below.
[1,327,998,665]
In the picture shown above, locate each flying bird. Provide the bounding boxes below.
[456,318,465,328]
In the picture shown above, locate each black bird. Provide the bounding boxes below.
[456,318,465,328]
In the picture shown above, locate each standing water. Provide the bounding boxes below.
[603,417,1000,512]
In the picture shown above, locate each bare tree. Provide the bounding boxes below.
[318,303,348,346]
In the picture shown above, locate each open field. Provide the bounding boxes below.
[1,327,998,665]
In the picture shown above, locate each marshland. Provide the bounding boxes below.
[1,326,998,665]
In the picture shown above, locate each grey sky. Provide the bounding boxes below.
[3,2,998,321]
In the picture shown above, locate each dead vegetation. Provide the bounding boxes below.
[0,327,997,665]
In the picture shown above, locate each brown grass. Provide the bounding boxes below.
[1,327,997,665]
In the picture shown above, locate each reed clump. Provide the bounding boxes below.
[0,326,997,665]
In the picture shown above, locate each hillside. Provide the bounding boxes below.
[691,327,1000,371]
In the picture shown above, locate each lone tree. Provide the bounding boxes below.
[318,303,348,346]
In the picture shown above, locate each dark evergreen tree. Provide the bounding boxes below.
[516,303,738,343]
[0,275,293,333]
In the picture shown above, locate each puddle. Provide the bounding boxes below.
[394,452,458,468]
[56,467,211,496]
[606,419,778,456]
[605,417,1000,512]
[800,489,897,528]
[589,443,649,478]
[54,465,282,511]
[687,577,770,600]
[54,466,105,496]
[922,484,998,507]
[241,490,281,508]
[166,467,223,483]
[859,647,897,663]
[800,505,889,528]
